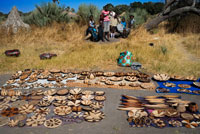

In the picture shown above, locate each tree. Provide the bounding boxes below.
[71,8,75,12]
[104,3,114,11]
[146,0,200,30]
[52,0,60,4]
[0,12,7,23]
[129,2,164,14]
[0,12,4,16]
[130,2,143,9]
[114,5,130,15]
[66,6,70,12]
[77,4,100,24]
[154,2,165,14]
[143,2,154,14]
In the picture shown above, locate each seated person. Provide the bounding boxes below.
[86,15,96,36]
[85,15,98,41]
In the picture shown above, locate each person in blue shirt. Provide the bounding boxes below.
[121,18,127,30]
[121,18,127,38]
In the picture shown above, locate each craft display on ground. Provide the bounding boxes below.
[153,74,200,95]
[0,88,106,128]
[118,95,200,128]
[1,69,156,90]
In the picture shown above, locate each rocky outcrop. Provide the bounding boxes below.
[1,6,30,33]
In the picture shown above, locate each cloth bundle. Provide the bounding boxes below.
[118,51,133,67]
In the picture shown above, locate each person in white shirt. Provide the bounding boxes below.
[110,12,120,38]
[86,15,96,36]
[128,15,135,29]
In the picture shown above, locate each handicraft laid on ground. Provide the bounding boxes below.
[153,74,200,95]
[118,95,200,128]
[0,88,106,128]
[1,69,156,90]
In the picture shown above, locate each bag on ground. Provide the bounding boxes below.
[5,49,20,57]
[117,51,133,67]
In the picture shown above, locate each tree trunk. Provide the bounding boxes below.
[146,6,200,30]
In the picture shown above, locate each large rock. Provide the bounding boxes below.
[1,6,30,33]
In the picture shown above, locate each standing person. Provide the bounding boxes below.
[110,13,120,38]
[98,14,104,42]
[126,15,135,37]
[101,6,110,41]
[121,18,127,38]
[128,15,135,29]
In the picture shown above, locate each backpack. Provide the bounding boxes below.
[40,53,57,60]
[5,49,20,57]
[118,51,133,67]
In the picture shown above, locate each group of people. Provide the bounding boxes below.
[85,6,135,42]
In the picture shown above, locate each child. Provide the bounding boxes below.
[86,15,96,36]
[128,15,135,29]
[101,6,110,41]
[110,13,120,38]
[121,18,127,38]
[121,18,127,30]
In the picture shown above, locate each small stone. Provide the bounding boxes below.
[18,121,25,127]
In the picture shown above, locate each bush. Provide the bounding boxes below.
[122,8,149,26]
[0,16,6,24]
[23,2,69,26]
[161,45,168,55]
[0,12,7,24]
[130,2,164,15]
[77,4,100,25]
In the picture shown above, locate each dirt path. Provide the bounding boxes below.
[176,38,200,62]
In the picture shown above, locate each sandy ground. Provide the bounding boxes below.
[0,74,200,134]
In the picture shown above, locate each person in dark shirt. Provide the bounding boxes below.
[98,14,104,42]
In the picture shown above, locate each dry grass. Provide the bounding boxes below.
[181,35,200,58]
[0,22,200,77]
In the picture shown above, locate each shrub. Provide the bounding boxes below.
[161,45,168,55]
[0,16,6,24]
[0,12,7,24]
[23,2,69,26]
[77,4,100,25]
[122,8,149,26]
